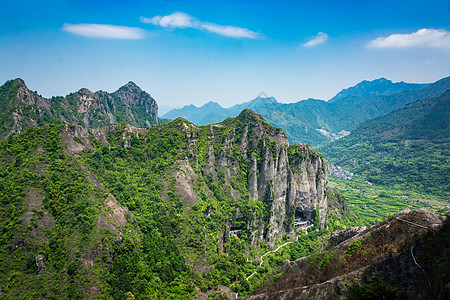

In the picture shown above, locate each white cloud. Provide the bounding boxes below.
[62,23,145,39]
[201,23,260,39]
[140,12,196,28]
[302,32,328,47]
[368,28,450,49]
[140,11,261,39]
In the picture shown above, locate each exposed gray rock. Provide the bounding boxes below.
[328,226,367,247]
[1,79,159,139]
[35,255,46,275]
[192,110,328,245]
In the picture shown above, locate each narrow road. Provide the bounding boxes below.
[246,241,293,281]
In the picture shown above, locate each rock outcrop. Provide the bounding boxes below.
[58,109,328,246]
[180,109,328,244]
[0,78,158,139]
[248,208,449,300]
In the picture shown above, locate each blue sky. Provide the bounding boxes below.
[1,0,449,109]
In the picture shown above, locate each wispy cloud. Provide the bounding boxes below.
[62,23,145,39]
[140,12,195,28]
[302,32,328,47]
[368,28,450,49]
[201,23,260,39]
[140,12,261,39]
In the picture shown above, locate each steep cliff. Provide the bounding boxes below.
[176,109,328,245]
[0,78,158,139]
[0,109,328,299]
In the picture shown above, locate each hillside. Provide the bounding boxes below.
[319,89,450,198]
[163,77,450,146]
[248,208,450,299]
[0,110,329,299]
[0,79,158,139]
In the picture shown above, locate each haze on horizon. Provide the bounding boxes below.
[1,0,449,108]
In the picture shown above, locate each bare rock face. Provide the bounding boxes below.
[113,81,158,125]
[35,255,46,275]
[189,110,328,245]
[328,226,367,247]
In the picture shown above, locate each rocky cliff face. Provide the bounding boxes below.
[0,109,329,299]
[0,78,158,138]
[178,109,328,244]
[59,109,328,246]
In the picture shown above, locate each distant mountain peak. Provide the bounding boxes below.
[329,77,430,102]
[373,77,390,82]
[257,91,269,98]
[204,100,221,107]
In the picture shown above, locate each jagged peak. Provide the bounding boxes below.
[118,81,142,92]
[372,77,391,83]
[254,96,278,103]
[3,78,29,90]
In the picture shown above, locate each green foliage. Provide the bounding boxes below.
[308,250,338,270]
[4,106,441,299]
[320,91,450,199]
[346,273,399,300]
[346,240,362,256]
[328,177,444,226]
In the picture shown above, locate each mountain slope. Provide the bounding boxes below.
[0,110,328,299]
[248,208,450,300]
[329,77,429,103]
[0,79,158,139]
[319,89,450,198]
[163,77,450,146]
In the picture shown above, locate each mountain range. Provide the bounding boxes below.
[163,77,450,147]
[319,89,450,198]
[0,79,158,139]
[0,75,449,299]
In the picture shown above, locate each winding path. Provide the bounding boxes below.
[246,241,293,281]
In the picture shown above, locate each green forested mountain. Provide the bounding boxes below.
[328,77,429,102]
[163,76,450,146]
[0,79,159,139]
[0,110,331,299]
[319,89,450,198]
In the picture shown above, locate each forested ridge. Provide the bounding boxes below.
[0,111,335,299]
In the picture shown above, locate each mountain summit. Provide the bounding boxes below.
[329,77,429,102]
[163,76,449,146]
[0,79,159,138]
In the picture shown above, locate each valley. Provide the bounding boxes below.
[0,76,448,299]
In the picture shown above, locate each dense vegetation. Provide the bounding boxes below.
[0,111,328,299]
[1,77,449,299]
[320,90,450,199]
